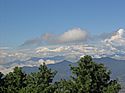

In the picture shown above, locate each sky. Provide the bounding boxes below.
[0,0,125,47]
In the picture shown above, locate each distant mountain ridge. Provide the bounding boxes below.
[27,56,65,62]
[23,60,73,82]
[22,57,125,84]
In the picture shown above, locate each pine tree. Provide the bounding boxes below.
[0,56,121,93]
[57,55,121,93]
[3,67,27,93]
[20,63,57,93]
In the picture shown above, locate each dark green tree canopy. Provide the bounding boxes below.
[69,55,121,93]
[0,55,121,93]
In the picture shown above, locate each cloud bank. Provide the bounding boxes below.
[21,28,88,47]
[1,28,125,74]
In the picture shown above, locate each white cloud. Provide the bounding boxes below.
[51,47,68,52]
[21,28,88,46]
[43,28,88,44]
[58,28,88,43]
[36,47,50,53]
[0,58,56,74]
[103,29,125,46]
[36,46,70,53]
[2,28,125,74]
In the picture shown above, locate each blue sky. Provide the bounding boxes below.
[0,0,125,47]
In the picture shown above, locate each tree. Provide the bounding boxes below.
[0,56,121,93]
[56,55,121,93]
[0,72,4,86]
[0,72,4,92]
[3,67,27,93]
[20,63,57,93]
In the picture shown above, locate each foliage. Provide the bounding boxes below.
[0,67,27,93]
[0,56,121,93]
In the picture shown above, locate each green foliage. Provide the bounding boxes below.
[0,72,4,92]
[19,63,57,93]
[54,55,121,93]
[0,56,121,93]
[1,67,27,93]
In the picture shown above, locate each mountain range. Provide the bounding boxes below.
[22,57,125,86]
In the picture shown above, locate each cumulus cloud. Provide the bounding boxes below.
[100,28,125,54]
[103,29,125,46]
[59,28,87,43]
[21,28,88,47]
